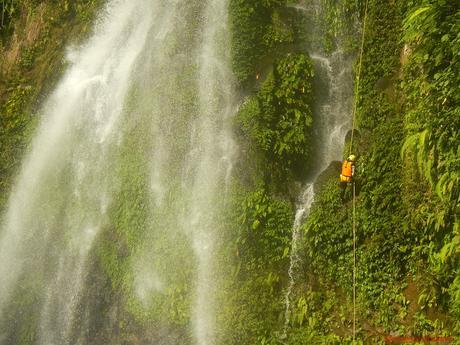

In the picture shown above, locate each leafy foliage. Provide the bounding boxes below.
[220,187,294,344]
[237,53,314,183]
[229,0,300,85]
[400,0,460,329]
[238,188,293,265]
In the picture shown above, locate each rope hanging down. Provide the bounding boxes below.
[353,181,357,342]
[349,0,369,157]
[351,0,369,343]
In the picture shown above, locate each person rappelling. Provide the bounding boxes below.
[340,154,356,200]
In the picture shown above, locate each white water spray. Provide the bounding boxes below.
[283,183,315,332]
[0,2,152,343]
[191,1,237,343]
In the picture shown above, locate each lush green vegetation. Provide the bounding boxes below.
[400,0,460,333]
[229,0,302,86]
[237,53,314,184]
[227,0,459,343]
[282,0,460,343]
[222,2,321,344]
[219,187,293,344]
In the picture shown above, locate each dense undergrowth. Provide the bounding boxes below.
[212,1,322,343]
[401,0,460,334]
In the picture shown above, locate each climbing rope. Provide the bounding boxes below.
[350,1,369,343]
[349,0,369,156]
[353,181,357,342]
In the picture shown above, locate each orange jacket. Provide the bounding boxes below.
[341,160,354,178]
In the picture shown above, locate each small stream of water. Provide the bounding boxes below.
[282,0,355,338]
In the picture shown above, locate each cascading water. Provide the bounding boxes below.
[0,0,236,343]
[183,1,237,343]
[283,183,315,336]
[0,2,153,342]
[283,0,355,337]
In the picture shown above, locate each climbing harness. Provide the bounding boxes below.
[350,0,369,343]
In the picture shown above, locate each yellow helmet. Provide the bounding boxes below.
[348,154,356,161]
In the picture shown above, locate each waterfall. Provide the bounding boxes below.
[0,2,153,342]
[283,183,315,336]
[0,0,236,344]
[282,0,355,337]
